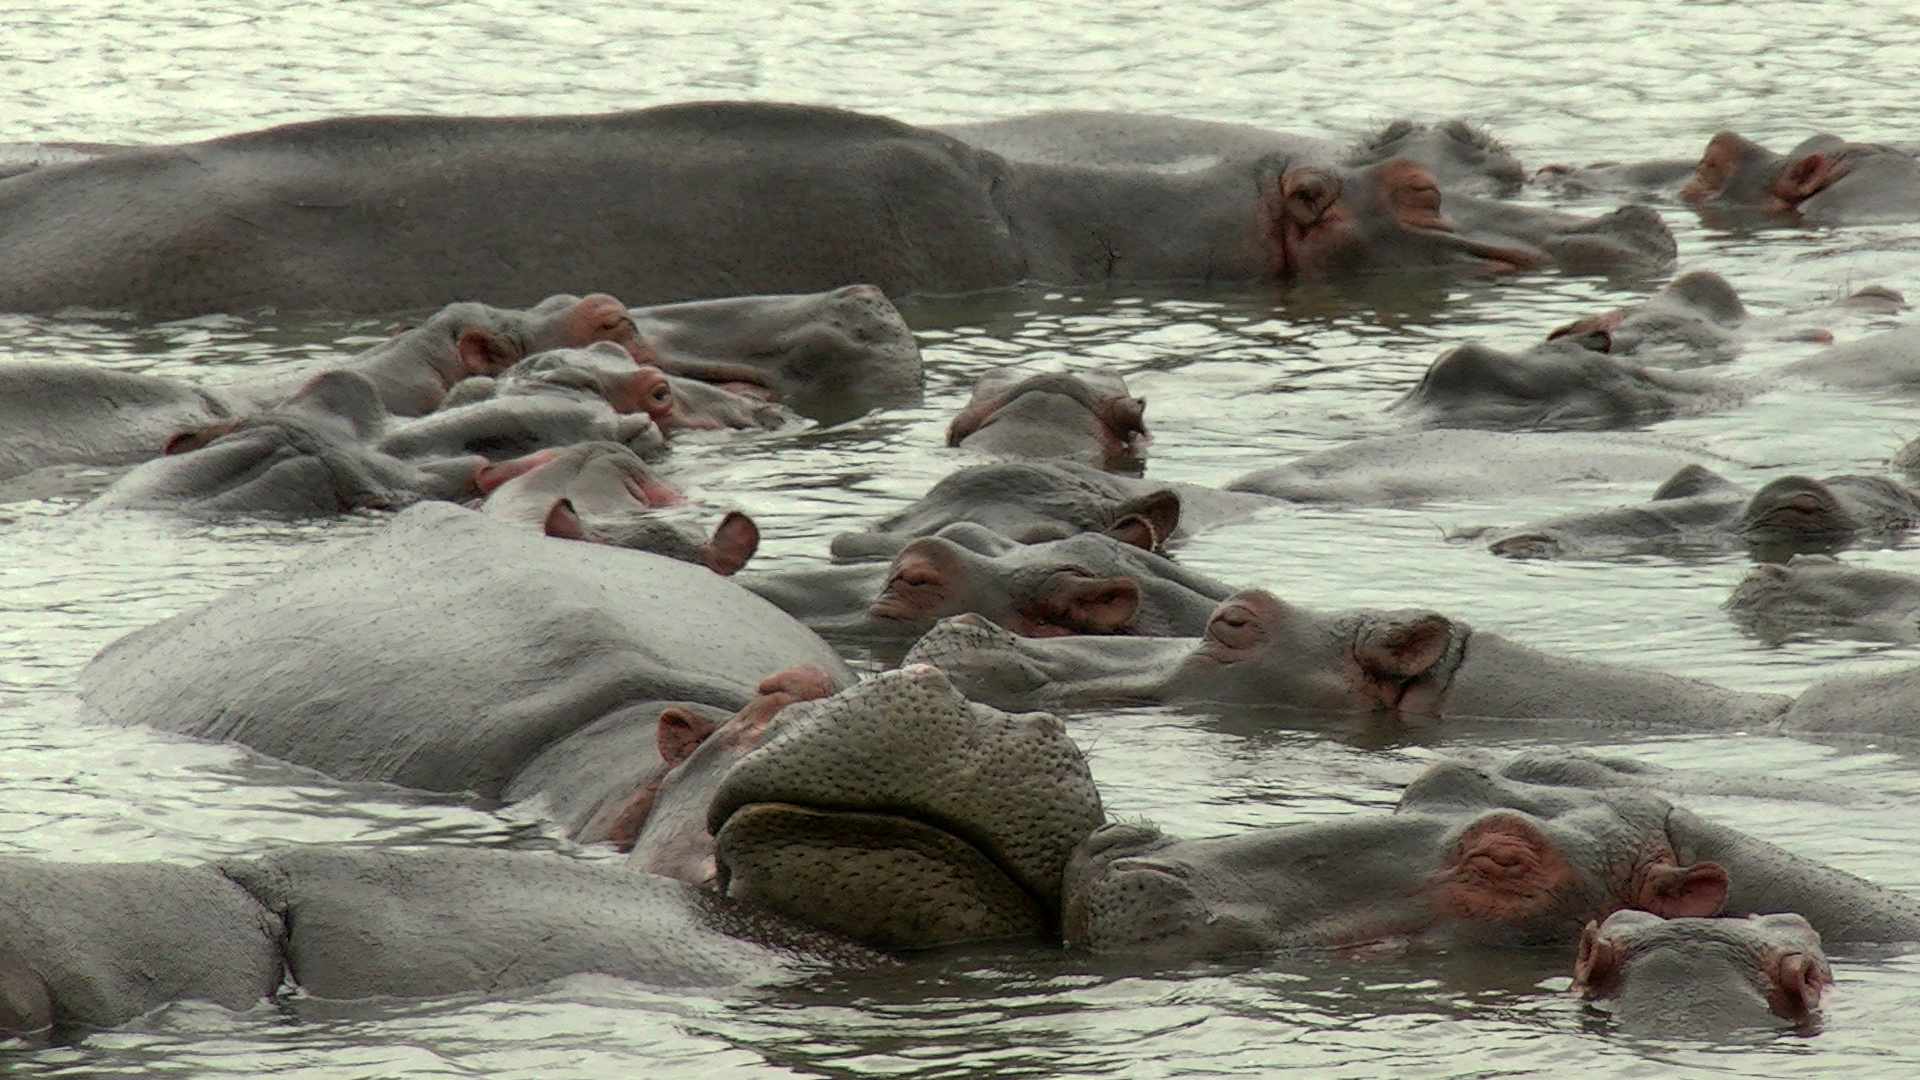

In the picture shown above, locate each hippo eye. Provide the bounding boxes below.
[1206,605,1264,650]
[650,383,672,405]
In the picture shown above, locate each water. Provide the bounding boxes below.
[4,1,1920,1075]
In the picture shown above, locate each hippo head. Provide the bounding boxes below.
[1062,758,1732,957]
[1679,132,1886,220]
[1574,911,1831,1036]
[475,441,759,574]
[1270,157,1544,279]
[498,343,676,420]
[1547,270,1749,363]
[831,462,1182,562]
[947,369,1150,471]
[1733,475,1863,557]
[1344,120,1527,196]
[1395,337,1722,430]
[523,292,660,368]
[676,665,1105,950]
[1166,590,1466,713]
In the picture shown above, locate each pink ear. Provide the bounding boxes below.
[656,706,717,767]
[703,511,759,575]
[1571,920,1617,996]
[1776,152,1837,204]
[542,499,589,541]
[1770,950,1832,1019]
[1637,861,1729,919]
[1355,614,1452,679]
[456,328,519,376]
[1107,490,1180,552]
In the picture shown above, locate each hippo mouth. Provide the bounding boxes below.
[711,800,1052,950]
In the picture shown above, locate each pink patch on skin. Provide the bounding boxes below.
[473,449,562,495]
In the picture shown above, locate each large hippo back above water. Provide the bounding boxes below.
[0,102,1026,316]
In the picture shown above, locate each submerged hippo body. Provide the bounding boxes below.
[1682,132,1920,226]
[1394,337,1744,431]
[1726,555,1920,644]
[0,848,873,1042]
[1226,429,1709,506]
[1484,465,1920,562]
[85,371,483,516]
[0,103,1672,319]
[743,522,1236,640]
[1573,911,1832,1037]
[899,589,1790,730]
[77,503,851,826]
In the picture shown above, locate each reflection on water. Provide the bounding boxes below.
[4,1,1920,1076]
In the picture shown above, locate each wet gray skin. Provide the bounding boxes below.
[947,369,1149,472]
[85,370,483,517]
[1573,911,1832,1038]
[742,521,1235,640]
[1393,337,1744,431]
[446,341,799,434]
[1340,119,1527,196]
[77,503,853,799]
[900,588,1791,730]
[1788,322,1920,393]
[1226,429,1709,506]
[1783,662,1920,741]
[1481,465,1920,562]
[1682,131,1920,226]
[1726,554,1920,645]
[475,441,761,573]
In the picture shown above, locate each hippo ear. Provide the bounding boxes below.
[542,499,590,541]
[1355,614,1453,680]
[1776,152,1838,205]
[1571,920,1618,996]
[703,512,760,576]
[1636,859,1728,919]
[1106,490,1181,553]
[1051,576,1142,634]
[456,328,521,377]
[1770,950,1832,1020]
[656,706,719,767]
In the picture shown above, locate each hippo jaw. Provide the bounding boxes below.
[705,665,1104,951]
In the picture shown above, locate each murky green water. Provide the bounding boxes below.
[4,1,1920,1075]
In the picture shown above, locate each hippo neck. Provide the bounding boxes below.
[993,156,1292,283]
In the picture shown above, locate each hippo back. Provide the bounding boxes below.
[78,503,853,796]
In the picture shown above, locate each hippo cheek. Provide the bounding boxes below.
[713,804,1049,950]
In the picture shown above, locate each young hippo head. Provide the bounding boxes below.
[1343,119,1527,196]
[706,664,1104,951]
[947,369,1150,471]
[1547,270,1750,363]
[1679,132,1870,220]
[475,442,760,574]
[613,666,841,877]
[1270,157,1543,279]
[1169,590,1464,714]
[1574,911,1831,1036]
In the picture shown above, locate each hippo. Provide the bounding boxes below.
[12,668,1920,1042]
[1225,429,1712,506]
[1786,323,1920,393]
[474,442,761,574]
[76,503,852,836]
[1681,132,1920,225]
[946,369,1149,471]
[1481,465,1920,562]
[1392,336,1744,431]
[0,102,1674,319]
[84,371,484,516]
[1572,911,1832,1037]
[1781,663,1920,740]
[694,669,1920,956]
[0,848,876,1044]
[943,113,1525,195]
[897,589,1791,730]
[1724,555,1920,645]
[741,522,1236,640]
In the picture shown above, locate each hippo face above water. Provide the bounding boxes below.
[1682,132,1920,226]
[1574,911,1832,1037]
